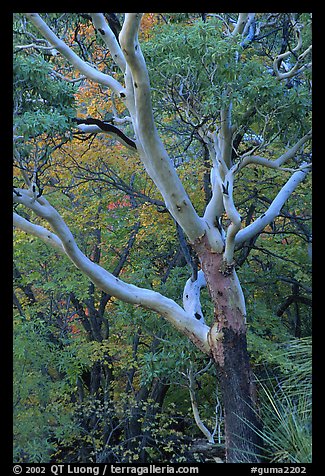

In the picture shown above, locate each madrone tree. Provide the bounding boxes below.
[13,13,312,462]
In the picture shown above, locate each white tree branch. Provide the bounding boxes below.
[232,269,247,318]
[24,13,126,96]
[222,172,242,264]
[187,363,215,443]
[15,43,58,54]
[230,130,312,177]
[90,13,126,72]
[273,15,312,81]
[201,102,237,254]
[219,103,234,169]
[203,129,312,259]
[232,13,249,36]
[235,166,311,246]
[274,130,312,166]
[119,13,206,244]
[13,189,210,354]
[202,136,226,251]
[241,13,255,37]
[183,270,207,324]
[13,212,65,253]
[203,160,224,219]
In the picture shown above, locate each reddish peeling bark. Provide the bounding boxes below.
[194,234,262,463]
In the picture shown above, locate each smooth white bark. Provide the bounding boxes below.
[219,104,234,169]
[13,212,64,253]
[201,123,311,263]
[14,13,312,358]
[119,13,206,244]
[235,167,310,246]
[232,13,249,36]
[187,363,215,443]
[90,13,126,72]
[202,139,226,252]
[183,270,207,324]
[201,102,242,262]
[25,13,126,96]
[13,188,210,354]
[201,122,232,252]
[222,171,242,264]
[273,14,312,81]
[232,270,246,319]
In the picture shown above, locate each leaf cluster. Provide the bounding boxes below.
[14,55,76,140]
[142,17,311,147]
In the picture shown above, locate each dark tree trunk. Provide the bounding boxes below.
[123,333,170,460]
[214,328,262,462]
[194,235,263,463]
[124,378,169,462]
[138,378,170,462]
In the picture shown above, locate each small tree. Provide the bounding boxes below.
[13,13,312,462]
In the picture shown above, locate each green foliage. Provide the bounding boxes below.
[143,19,238,116]
[13,12,311,464]
[252,338,312,463]
[13,316,79,462]
[142,17,311,145]
[13,55,76,140]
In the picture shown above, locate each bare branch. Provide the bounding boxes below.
[119,13,206,244]
[232,13,249,36]
[13,188,210,354]
[187,362,215,443]
[183,270,207,324]
[231,130,312,175]
[273,15,312,81]
[49,69,86,83]
[90,13,126,72]
[24,13,126,96]
[13,212,64,253]
[235,166,311,247]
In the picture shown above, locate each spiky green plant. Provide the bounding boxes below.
[256,337,312,463]
[256,381,311,462]
[237,337,312,463]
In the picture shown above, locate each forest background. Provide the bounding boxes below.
[12,12,312,464]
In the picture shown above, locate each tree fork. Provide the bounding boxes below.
[193,234,263,462]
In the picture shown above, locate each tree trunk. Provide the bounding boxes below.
[138,378,170,462]
[214,330,262,462]
[194,235,262,463]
